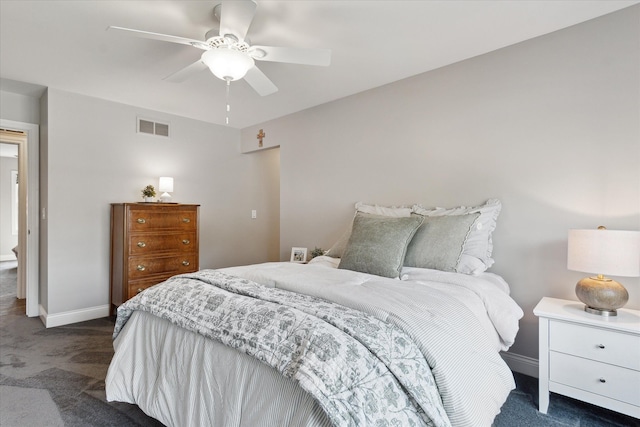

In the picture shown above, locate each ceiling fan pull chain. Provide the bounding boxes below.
[225,78,231,125]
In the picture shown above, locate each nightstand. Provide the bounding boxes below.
[534,297,640,418]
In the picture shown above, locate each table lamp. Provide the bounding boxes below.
[567,226,640,316]
[158,177,174,203]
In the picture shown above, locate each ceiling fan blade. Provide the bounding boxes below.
[243,65,278,96]
[108,26,208,49]
[251,46,331,66]
[163,60,208,83]
[219,1,257,41]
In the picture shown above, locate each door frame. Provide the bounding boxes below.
[0,119,39,317]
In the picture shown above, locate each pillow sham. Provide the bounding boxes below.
[338,213,423,278]
[353,202,413,217]
[404,213,480,272]
[412,199,501,274]
[325,202,412,258]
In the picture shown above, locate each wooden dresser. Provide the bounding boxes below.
[110,203,200,309]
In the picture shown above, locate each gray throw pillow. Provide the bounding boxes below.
[412,199,501,274]
[338,213,424,278]
[404,213,480,272]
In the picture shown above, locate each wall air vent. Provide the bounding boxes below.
[137,117,170,138]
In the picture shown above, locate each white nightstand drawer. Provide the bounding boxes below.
[549,320,640,370]
[550,351,640,406]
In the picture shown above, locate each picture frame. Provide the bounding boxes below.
[290,247,308,263]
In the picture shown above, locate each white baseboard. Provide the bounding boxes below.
[501,351,539,378]
[39,304,111,328]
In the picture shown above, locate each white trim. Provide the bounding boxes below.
[11,169,18,235]
[500,351,539,378]
[39,304,111,328]
[0,254,17,261]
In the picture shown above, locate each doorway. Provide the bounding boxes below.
[0,141,21,313]
[0,120,39,317]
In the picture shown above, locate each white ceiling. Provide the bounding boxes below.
[1,1,637,129]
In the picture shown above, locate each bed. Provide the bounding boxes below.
[106,199,524,427]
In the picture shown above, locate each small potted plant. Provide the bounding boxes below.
[141,185,156,202]
[310,247,325,259]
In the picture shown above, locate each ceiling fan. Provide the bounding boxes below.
[108,0,331,97]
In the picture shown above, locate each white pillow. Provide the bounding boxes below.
[412,199,502,274]
[354,202,413,217]
[325,202,412,258]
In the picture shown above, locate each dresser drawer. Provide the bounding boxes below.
[550,351,640,406]
[126,277,166,299]
[128,254,198,279]
[550,320,640,370]
[129,232,197,255]
[127,209,197,231]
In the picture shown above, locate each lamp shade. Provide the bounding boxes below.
[568,229,640,277]
[158,177,174,193]
[201,48,254,81]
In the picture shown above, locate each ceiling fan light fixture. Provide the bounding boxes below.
[201,47,254,81]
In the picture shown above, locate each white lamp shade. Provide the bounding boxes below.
[568,229,640,277]
[159,177,174,193]
[201,48,254,81]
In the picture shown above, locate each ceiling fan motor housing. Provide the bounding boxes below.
[201,46,255,81]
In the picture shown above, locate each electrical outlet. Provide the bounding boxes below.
[251,210,257,219]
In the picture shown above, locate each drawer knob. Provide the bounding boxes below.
[599,378,606,383]
[182,218,191,223]
[182,239,190,245]
[137,288,144,294]
[182,260,190,266]
[137,218,146,224]
[597,344,605,349]
[137,241,146,248]
[137,265,146,271]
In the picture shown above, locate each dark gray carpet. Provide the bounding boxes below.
[494,372,638,426]
[0,263,637,426]
[0,260,18,298]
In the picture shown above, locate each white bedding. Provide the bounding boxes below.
[225,256,521,352]
[108,310,332,427]
[107,258,523,427]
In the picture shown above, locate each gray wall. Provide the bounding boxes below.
[0,89,40,124]
[37,88,279,316]
[241,7,640,362]
[0,155,18,258]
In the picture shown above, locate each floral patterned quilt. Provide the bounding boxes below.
[114,270,451,427]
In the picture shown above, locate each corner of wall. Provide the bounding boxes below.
[501,351,539,378]
[38,89,49,312]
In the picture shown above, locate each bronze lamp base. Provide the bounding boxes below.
[575,275,629,317]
